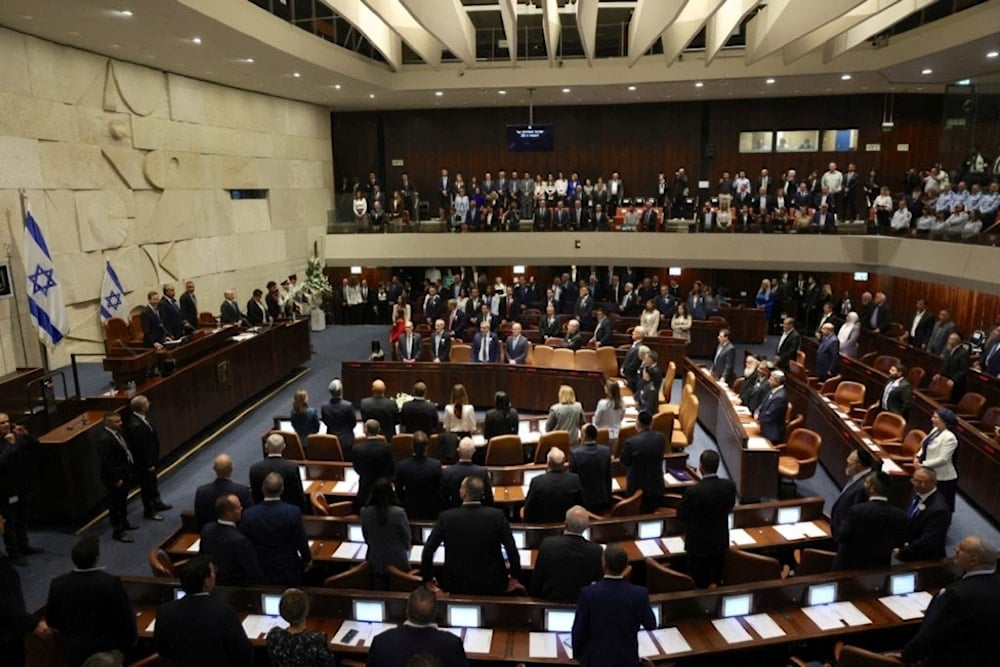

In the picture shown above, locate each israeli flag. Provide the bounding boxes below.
[100,259,128,322]
[23,209,69,347]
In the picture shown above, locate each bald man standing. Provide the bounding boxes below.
[523,448,584,523]
[193,454,254,528]
[360,379,399,437]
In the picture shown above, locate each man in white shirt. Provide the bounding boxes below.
[821,162,843,194]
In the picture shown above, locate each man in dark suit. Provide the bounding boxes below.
[239,473,312,586]
[687,284,707,320]
[395,320,422,362]
[199,494,264,586]
[505,322,529,364]
[400,382,439,435]
[395,431,441,520]
[907,299,935,348]
[866,291,892,333]
[573,286,594,328]
[0,515,46,665]
[900,535,1000,666]
[97,412,137,542]
[531,506,603,601]
[352,419,395,510]
[572,544,656,667]
[524,448,584,523]
[0,413,41,564]
[563,319,584,351]
[710,328,737,384]
[428,318,452,362]
[157,283,187,338]
[440,438,493,507]
[140,290,170,348]
[179,280,198,330]
[591,307,613,348]
[637,350,663,414]
[941,332,971,402]
[894,466,952,562]
[249,433,306,509]
[154,555,253,666]
[774,317,801,371]
[245,288,269,326]
[980,333,1000,377]
[755,370,789,445]
[833,472,907,570]
[830,448,874,541]
[570,425,613,512]
[677,450,737,588]
[367,587,468,667]
[539,305,562,338]
[471,321,500,363]
[880,363,913,416]
[125,395,171,522]
[423,476,519,595]
[814,322,841,381]
[194,453,253,528]
[620,411,666,512]
[45,537,137,667]
[219,289,249,327]
[360,379,399,437]
[925,309,956,355]
[621,327,645,393]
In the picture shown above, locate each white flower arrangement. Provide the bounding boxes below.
[394,392,414,409]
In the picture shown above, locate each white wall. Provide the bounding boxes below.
[0,27,333,374]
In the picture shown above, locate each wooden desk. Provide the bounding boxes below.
[717,306,768,344]
[617,318,724,358]
[342,361,605,412]
[688,360,779,501]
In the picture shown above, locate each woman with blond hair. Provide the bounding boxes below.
[546,384,585,446]
[289,389,319,444]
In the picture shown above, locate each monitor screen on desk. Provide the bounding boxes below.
[262,593,282,616]
[354,600,386,623]
[545,609,576,632]
[728,513,735,530]
[582,527,591,542]
[298,465,307,481]
[807,583,837,607]
[523,470,544,486]
[511,529,526,549]
[447,605,482,628]
[348,524,365,543]
[652,604,661,627]
[638,520,662,540]
[777,506,801,525]
[889,572,916,596]
[720,594,753,618]
[421,526,434,543]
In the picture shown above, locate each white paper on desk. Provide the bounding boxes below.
[623,395,637,407]
[528,632,558,658]
[636,539,664,557]
[747,437,771,450]
[653,628,692,655]
[802,605,844,630]
[637,631,659,657]
[471,434,486,447]
[773,524,808,541]
[344,468,360,484]
[308,539,316,548]
[186,538,200,553]
[611,478,622,492]
[331,621,394,646]
[409,544,445,564]
[847,422,861,432]
[333,542,364,559]
[145,619,156,632]
[624,407,639,418]
[734,406,751,415]
[712,618,753,644]
[332,480,358,494]
[242,614,288,639]
[879,593,931,621]
[744,613,785,639]
[729,528,756,546]
[797,521,827,538]
[664,473,681,485]
[868,443,882,452]
[661,536,686,554]
[831,601,872,626]
[464,628,494,654]
[881,458,903,474]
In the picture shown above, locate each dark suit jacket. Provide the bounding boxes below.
[157,297,185,338]
[637,364,663,413]
[46,569,137,667]
[428,331,452,361]
[367,625,468,667]
[883,379,913,416]
[620,430,666,501]
[982,338,1000,376]
[833,499,907,570]
[756,387,789,444]
[563,332,583,351]
[711,342,736,383]
[219,299,246,326]
[941,344,971,384]
[248,456,306,509]
[154,593,254,666]
[395,332,423,361]
[395,455,442,520]
[440,461,493,508]
[469,332,499,363]
[423,503,519,595]
[570,442,613,511]
[320,398,356,458]
[140,305,168,347]
[775,329,802,370]
[867,303,892,332]
[179,291,198,330]
[504,335,529,364]
[622,341,643,391]
[909,311,935,348]
[239,499,311,586]
[829,472,870,541]
[572,578,656,667]
[97,428,132,490]
[400,398,439,435]
[896,490,951,561]
[483,408,519,441]
[199,521,264,586]
[245,298,267,326]
[193,478,254,528]
[901,571,1000,666]
[523,470,584,523]
[360,395,400,437]
[531,534,603,601]
[352,437,395,509]
[815,334,841,380]
[592,318,613,347]
[677,475,737,558]
[126,414,159,471]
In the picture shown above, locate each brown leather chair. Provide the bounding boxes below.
[606,489,644,518]
[879,429,925,465]
[485,435,523,466]
[794,547,837,575]
[595,428,611,445]
[974,406,1000,432]
[872,355,901,374]
[323,561,370,589]
[551,348,576,370]
[670,395,699,452]
[198,312,217,326]
[305,434,344,461]
[574,348,599,371]
[595,345,620,379]
[837,644,904,666]
[723,546,783,585]
[387,564,423,592]
[826,381,866,413]
[391,433,414,461]
[946,392,986,420]
[907,366,926,388]
[450,344,472,363]
[645,557,696,593]
[786,413,804,433]
[862,412,907,445]
[777,428,822,481]
[532,344,554,368]
[661,361,677,404]
[536,430,571,464]
[659,383,692,416]
[261,430,306,460]
[311,491,356,517]
[924,374,954,402]
[148,548,176,578]
[615,423,638,457]
[650,411,675,441]
[860,351,878,366]
[818,374,842,395]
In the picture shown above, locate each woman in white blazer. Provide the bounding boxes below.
[914,408,959,512]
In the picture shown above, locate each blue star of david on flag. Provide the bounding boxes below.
[23,209,68,347]
[28,264,57,296]
[100,259,128,322]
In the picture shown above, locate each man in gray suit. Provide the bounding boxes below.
[710,329,736,384]
[924,309,956,355]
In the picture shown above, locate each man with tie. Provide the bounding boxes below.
[505,322,529,365]
[841,162,860,221]
[540,304,562,339]
[833,471,907,570]
[621,328,645,393]
[395,321,422,363]
[710,329,736,384]
[880,363,913,416]
[866,291,892,333]
[641,199,658,231]
[245,288,269,326]
[773,317,801,371]
[814,323,840,381]
[157,284,187,338]
[830,448,874,541]
[894,466,952,562]
[219,289,249,327]
[444,299,466,341]
[591,307,613,348]
[941,332,971,402]
[686,284,707,320]
[98,412,138,542]
[178,280,199,331]
[905,299,933,348]
[140,291,171,349]
[814,302,838,336]
[429,319,451,363]
[754,370,789,445]
[677,450,737,588]
[472,321,499,363]
[126,395,172,522]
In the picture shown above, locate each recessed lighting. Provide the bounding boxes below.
[118,10,133,18]
[369,93,375,99]
[292,72,301,78]
[627,85,636,91]
[191,37,202,45]
[111,43,120,49]
[841,73,852,80]
[498,90,506,95]
[333,84,342,90]
[956,79,971,85]
[694,81,704,88]
[987,51,999,58]
[920,68,933,75]
[562,88,571,93]
[434,91,443,96]
[765,78,775,84]
[239,57,254,64]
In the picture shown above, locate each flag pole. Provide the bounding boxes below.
[17,188,51,371]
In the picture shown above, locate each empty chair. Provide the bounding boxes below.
[872,355,901,374]
[826,381,866,413]
[551,348,576,370]
[796,350,807,367]
[786,413,804,433]
[323,561,371,589]
[535,430,571,464]
[860,351,878,366]
[261,430,306,460]
[670,395,699,452]
[862,412,907,445]
[595,346,620,378]
[485,435,523,466]
[305,434,344,461]
[450,344,471,363]
[614,423,638,457]
[608,489,644,517]
[148,548,176,578]
[311,491,355,517]
[198,312,217,327]
[795,548,836,576]
[788,360,813,386]
[975,406,1000,432]
[837,644,904,667]
[946,392,986,420]
[723,546,783,585]
[661,361,677,404]
[818,375,842,395]
[532,344,554,368]
[879,429,925,465]
[387,564,423,592]
[545,336,567,347]
[391,433,414,461]
[907,366,926,388]
[574,348,599,371]
[595,428,611,445]
[777,428,822,481]
[650,412,675,440]
[645,558,696,593]
[924,375,954,402]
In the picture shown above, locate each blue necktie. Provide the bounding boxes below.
[906,495,920,519]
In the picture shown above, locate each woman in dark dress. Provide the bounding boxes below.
[265,588,336,666]
[483,391,519,441]
[289,389,320,445]
[361,478,412,590]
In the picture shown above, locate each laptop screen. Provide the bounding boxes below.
[545,609,576,632]
[353,600,386,623]
[262,593,282,617]
[776,506,801,525]
[638,520,662,540]
[720,594,752,618]
[889,572,916,596]
[807,583,837,607]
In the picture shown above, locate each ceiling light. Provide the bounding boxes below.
[765,78,775,84]
[369,93,375,99]
[562,88,571,93]
[118,10,133,18]
[920,68,933,75]
[986,51,998,58]
[694,81,704,88]
[840,74,852,81]
[498,90,506,95]
[191,37,202,45]
[956,79,971,85]
[240,57,254,64]
[334,84,342,90]
[435,91,443,96]
[292,72,301,78]
[627,85,636,91]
